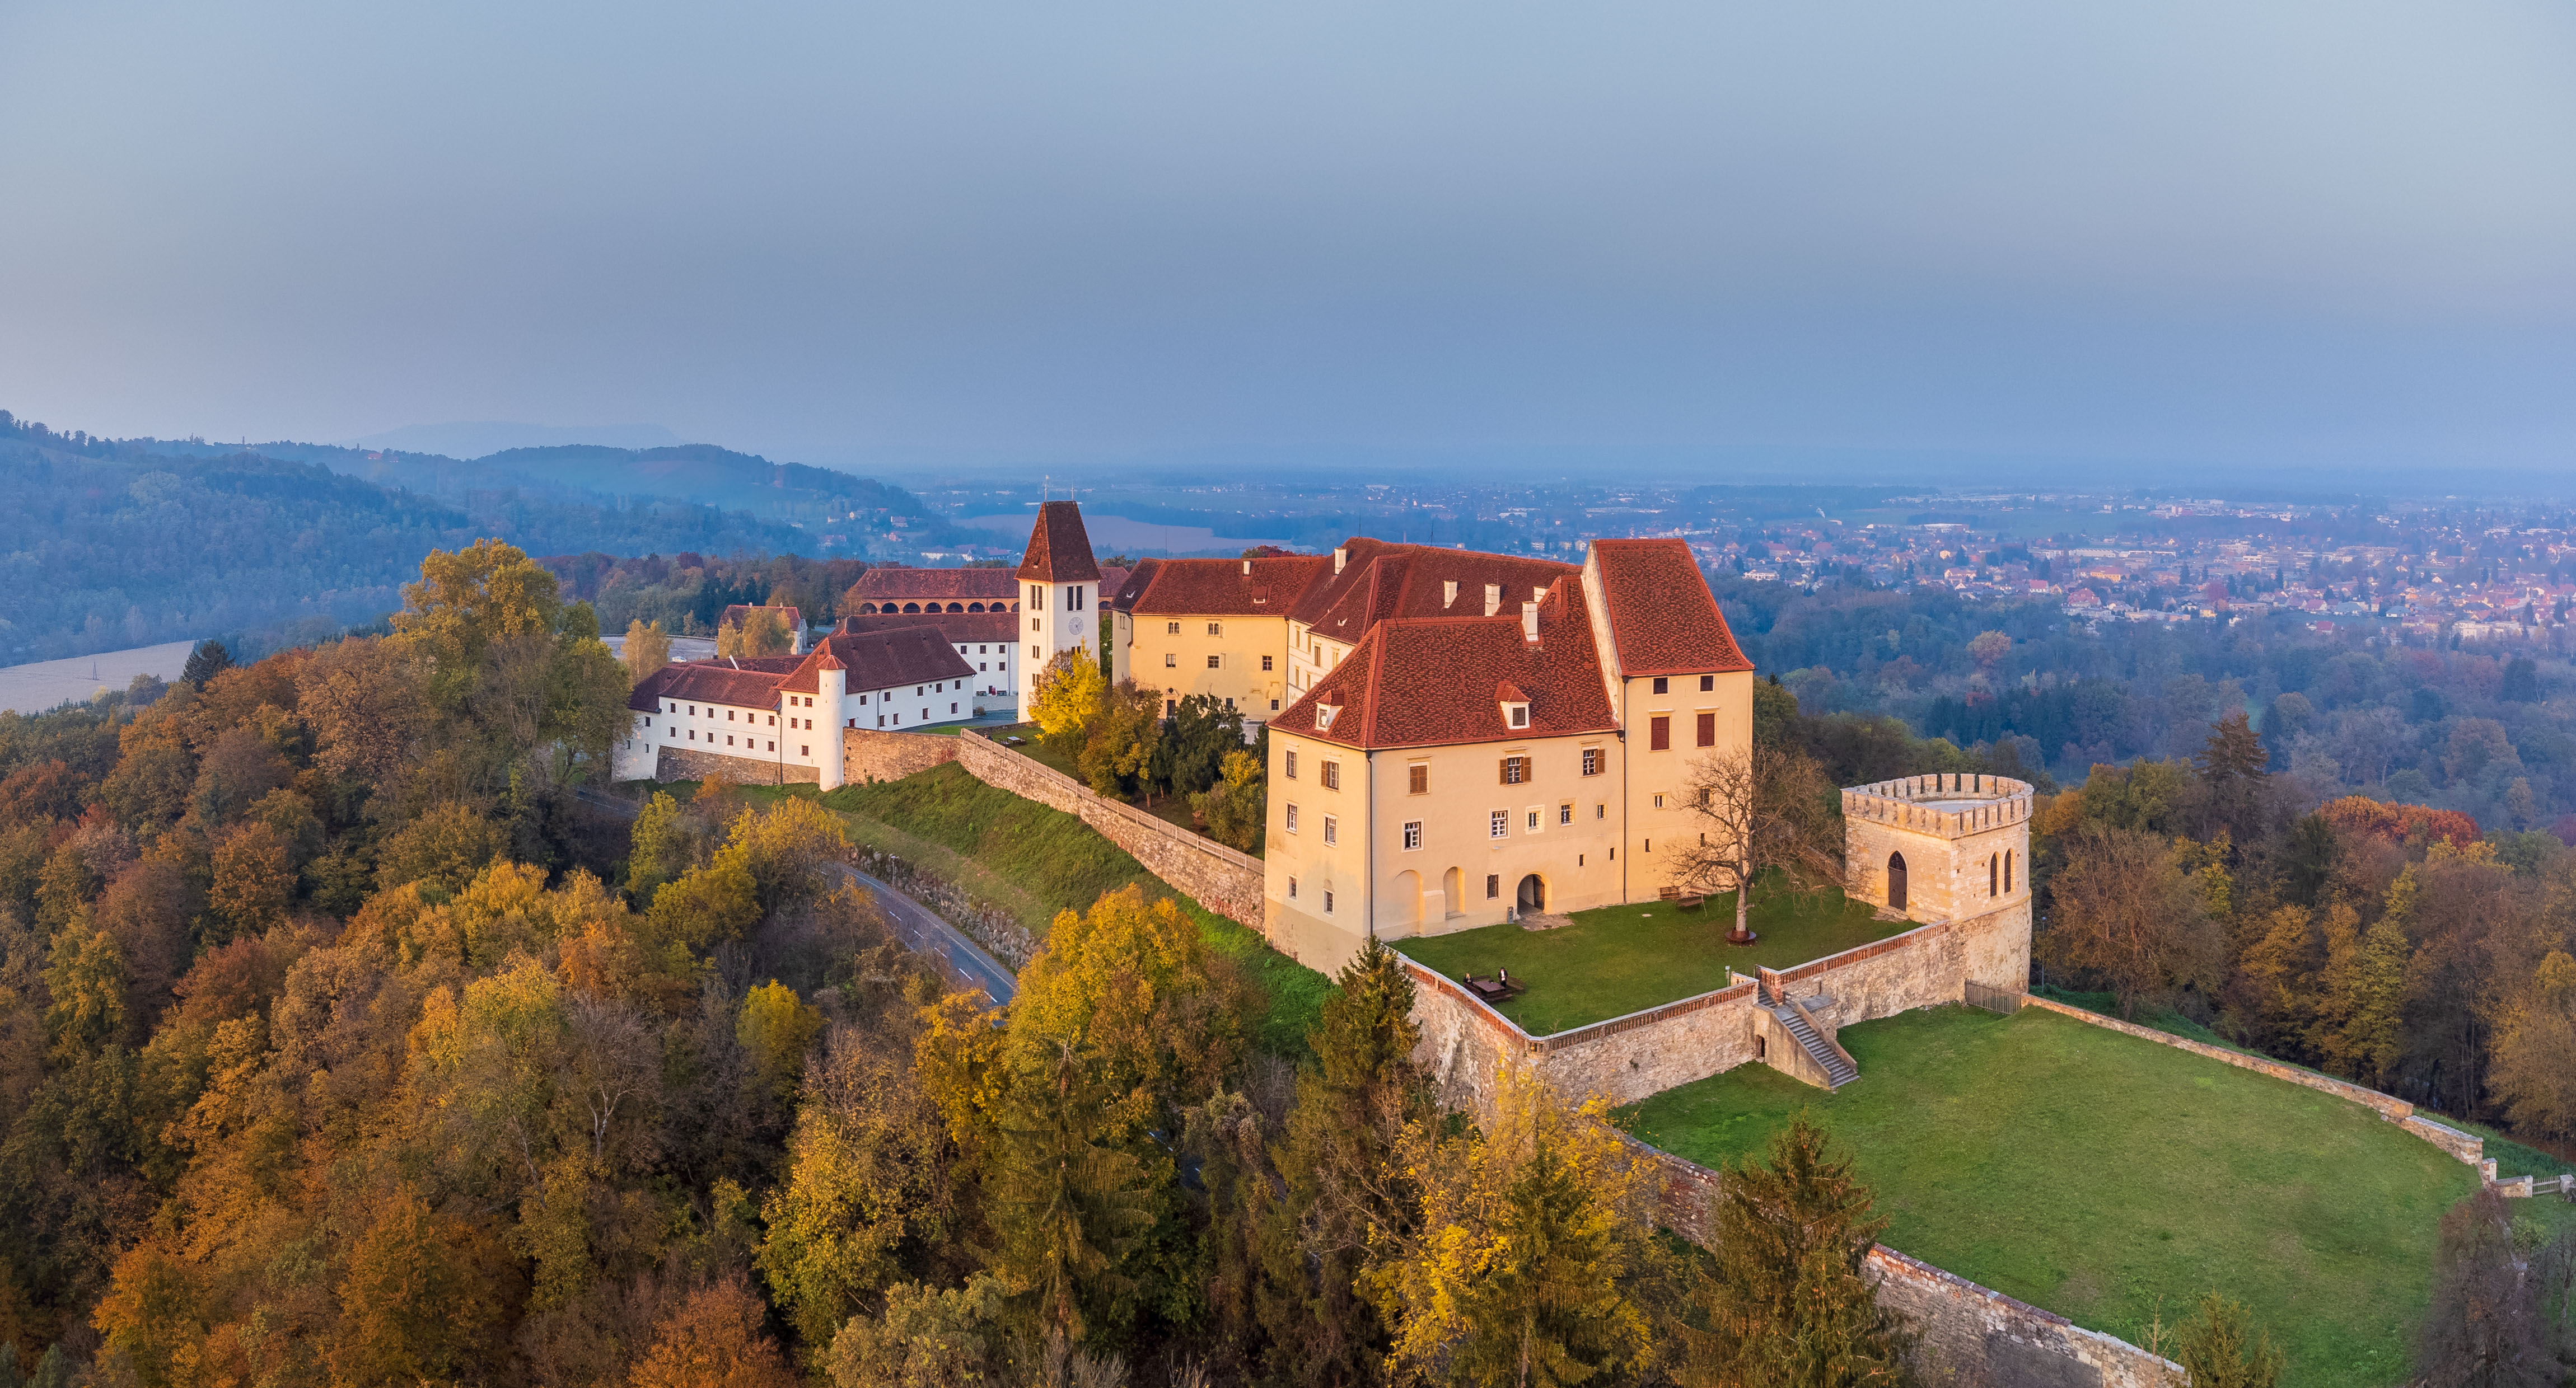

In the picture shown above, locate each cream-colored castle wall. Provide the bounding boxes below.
[1123,612,1291,723]
[1617,669,1754,897]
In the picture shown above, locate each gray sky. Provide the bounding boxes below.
[4,0,2573,482]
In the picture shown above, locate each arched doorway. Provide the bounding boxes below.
[1887,852,1908,911]
[1517,874,1545,912]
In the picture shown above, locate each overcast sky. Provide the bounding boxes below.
[4,1,2573,484]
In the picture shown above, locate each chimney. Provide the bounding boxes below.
[1484,583,1502,617]
[1521,601,1540,643]
[1242,559,1252,575]
[1443,579,1458,607]
[1334,547,1347,575]
[1532,585,1546,601]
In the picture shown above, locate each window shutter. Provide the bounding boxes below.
[1697,712,1716,747]
[1500,758,1509,785]
[1650,716,1671,751]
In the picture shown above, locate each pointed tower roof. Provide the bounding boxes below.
[1016,500,1102,583]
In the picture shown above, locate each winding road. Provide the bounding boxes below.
[575,787,1018,1006]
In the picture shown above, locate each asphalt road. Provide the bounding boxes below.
[574,788,1017,1006]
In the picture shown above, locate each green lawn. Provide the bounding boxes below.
[1395,888,1902,1035]
[1625,1005,2483,1386]
[723,767,1330,1061]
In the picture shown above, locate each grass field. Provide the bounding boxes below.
[719,767,1331,1059]
[1625,1005,2483,1386]
[1394,887,1902,1035]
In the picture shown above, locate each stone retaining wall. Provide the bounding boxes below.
[955,730,1266,929]
[654,745,817,785]
[1401,957,1765,1109]
[841,728,964,785]
[1867,1245,2183,1388]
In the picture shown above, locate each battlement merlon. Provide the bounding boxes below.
[1840,774,2034,841]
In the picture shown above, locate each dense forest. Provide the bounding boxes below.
[0,412,932,665]
[1715,572,2576,834]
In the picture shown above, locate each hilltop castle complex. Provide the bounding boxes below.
[612,501,2032,983]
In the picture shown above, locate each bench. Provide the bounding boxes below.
[1462,972,1525,1002]
[1676,894,1705,911]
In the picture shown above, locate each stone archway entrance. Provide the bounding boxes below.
[1517,874,1545,912]
[1887,852,1908,911]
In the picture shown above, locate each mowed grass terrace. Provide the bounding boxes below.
[1625,1005,2483,1387]
[1395,887,1902,1035]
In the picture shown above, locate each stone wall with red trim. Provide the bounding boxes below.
[955,730,1266,929]
[1400,956,1764,1109]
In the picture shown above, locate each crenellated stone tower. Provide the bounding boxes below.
[1842,773,2033,991]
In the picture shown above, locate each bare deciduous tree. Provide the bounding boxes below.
[1673,744,1843,945]
[2039,825,2224,1019]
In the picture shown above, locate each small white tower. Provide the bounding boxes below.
[813,650,848,790]
[1015,500,1104,723]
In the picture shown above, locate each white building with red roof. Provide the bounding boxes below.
[613,625,978,787]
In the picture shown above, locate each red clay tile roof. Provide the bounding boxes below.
[1587,538,1753,677]
[1270,577,1619,750]
[845,567,1018,610]
[780,628,976,694]
[628,662,791,713]
[837,611,1020,644]
[1289,538,1578,645]
[1109,554,1334,617]
[628,627,974,710]
[1016,501,1102,583]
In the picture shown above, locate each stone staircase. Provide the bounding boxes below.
[1769,996,1858,1089]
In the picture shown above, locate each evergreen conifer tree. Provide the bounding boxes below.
[181,638,234,690]
[1678,1113,1913,1388]
[985,1037,1156,1345]
[1254,937,1426,1386]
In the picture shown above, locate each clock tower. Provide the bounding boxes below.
[1014,499,1104,723]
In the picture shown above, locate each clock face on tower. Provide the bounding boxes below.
[1068,616,1086,635]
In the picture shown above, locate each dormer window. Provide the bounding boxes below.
[1506,702,1530,728]
[1316,704,1340,731]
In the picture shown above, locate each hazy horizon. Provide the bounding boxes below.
[6,1,2573,486]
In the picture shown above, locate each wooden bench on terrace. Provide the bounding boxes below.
[1461,972,1525,1003]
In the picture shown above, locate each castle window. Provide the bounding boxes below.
[1323,889,1334,915]
[1409,764,1428,794]
[1582,748,1601,776]
[1700,675,1715,691]
[1559,804,1573,826]
[1653,677,1669,695]
[1285,804,1299,833]
[1526,809,1540,831]
[1507,704,1529,728]
[1500,756,1527,785]
[1486,873,1501,898]
[1321,761,1340,790]
[1696,712,1716,747]
[1285,751,1297,779]
[1652,793,1665,809]
[1402,820,1422,850]
[1649,716,1670,751]
[1323,815,1338,846]
[1208,622,1222,636]
[1262,655,1274,670]
[1208,655,1221,669]
[1490,810,1508,839]
[1287,876,1297,899]
[2005,850,2014,894]
[1990,854,1998,897]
